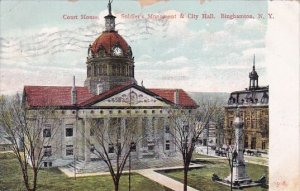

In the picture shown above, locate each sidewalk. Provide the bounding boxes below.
[136,168,199,191]
[60,164,202,191]
[195,153,268,166]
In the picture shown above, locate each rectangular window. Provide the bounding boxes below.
[165,125,170,133]
[116,143,121,155]
[108,143,114,153]
[165,140,170,150]
[66,145,73,156]
[148,141,155,151]
[130,142,136,152]
[43,128,51,138]
[66,128,73,137]
[109,118,121,139]
[262,141,266,150]
[90,144,95,153]
[43,146,52,157]
[90,127,95,136]
[44,162,48,167]
[183,125,189,132]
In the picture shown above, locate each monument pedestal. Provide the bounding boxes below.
[225,163,252,185]
[212,108,266,189]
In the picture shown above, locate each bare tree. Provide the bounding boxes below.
[86,117,143,191]
[211,105,225,148]
[168,100,219,191]
[0,94,59,191]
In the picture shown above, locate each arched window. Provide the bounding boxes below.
[244,135,248,148]
[117,65,120,76]
[103,65,107,75]
[87,66,91,77]
[122,66,125,75]
[112,65,116,76]
[128,66,132,76]
[94,65,97,76]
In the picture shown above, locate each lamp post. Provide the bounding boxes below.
[129,147,131,191]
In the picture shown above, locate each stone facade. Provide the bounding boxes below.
[27,94,195,167]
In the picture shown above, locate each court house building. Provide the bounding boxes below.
[23,3,197,167]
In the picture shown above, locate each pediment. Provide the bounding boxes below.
[92,87,170,107]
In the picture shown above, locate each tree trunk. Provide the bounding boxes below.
[21,169,31,191]
[230,160,233,191]
[183,165,188,191]
[114,177,120,191]
[33,169,38,191]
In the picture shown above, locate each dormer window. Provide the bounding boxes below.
[97,45,106,57]
[261,92,269,104]
[228,96,235,104]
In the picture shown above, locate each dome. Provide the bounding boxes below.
[249,65,258,79]
[91,31,130,56]
[250,70,258,76]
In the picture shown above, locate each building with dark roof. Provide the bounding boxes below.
[23,2,197,167]
[224,56,269,151]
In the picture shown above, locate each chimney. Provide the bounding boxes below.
[97,84,104,95]
[174,89,179,105]
[71,76,77,105]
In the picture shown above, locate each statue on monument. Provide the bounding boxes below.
[108,0,113,15]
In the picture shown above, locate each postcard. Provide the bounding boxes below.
[0,0,299,191]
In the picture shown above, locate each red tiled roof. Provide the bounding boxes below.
[24,85,197,108]
[91,32,129,55]
[149,89,197,108]
[24,86,94,107]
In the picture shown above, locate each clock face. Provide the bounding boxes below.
[113,47,123,56]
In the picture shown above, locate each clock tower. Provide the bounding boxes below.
[84,0,136,94]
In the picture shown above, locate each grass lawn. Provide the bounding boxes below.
[0,152,168,191]
[160,158,269,191]
[192,153,218,159]
[244,156,268,166]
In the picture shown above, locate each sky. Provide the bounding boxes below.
[0,0,268,94]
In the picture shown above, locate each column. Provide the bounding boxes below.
[78,119,85,160]
[138,117,143,159]
[84,118,91,162]
[163,117,168,152]
[121,117,126,151]
[147,117,153,141]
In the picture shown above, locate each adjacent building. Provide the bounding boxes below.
[198,121,224,149]
[224,57,269,151]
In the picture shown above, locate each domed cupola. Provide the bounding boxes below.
[249,55,259,90]
[90,32,133,59]
[84,0,136,95]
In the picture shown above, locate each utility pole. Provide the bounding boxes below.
[128,88,132,191]
[206,122,209,155]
